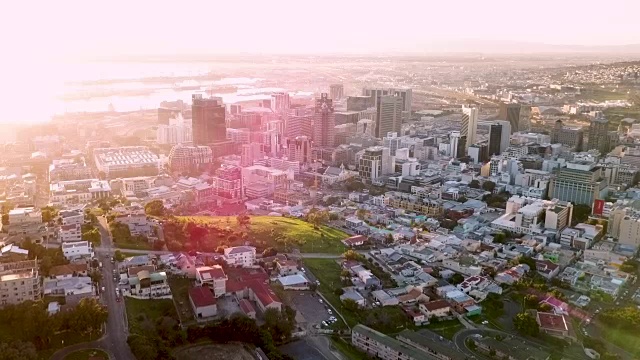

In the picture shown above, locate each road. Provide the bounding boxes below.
[50,217,135,360]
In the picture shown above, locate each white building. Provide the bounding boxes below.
[224,246,256,268]
[59,210,84,226]
[125,270,171,298]
[93,147,160,179]
[195,266,227,298]
[156,114,192,145]
[59,224,82,242]
[461,106,478,151]
[50,179,112,206]
[61,241,93,260]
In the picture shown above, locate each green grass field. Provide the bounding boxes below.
[602,325,640,356]
[167,276,196,325]
[424,319,465,340]
[125,298,179,335]
[179,216,348,253]
[113,238,152,250]
[64,349,108,360]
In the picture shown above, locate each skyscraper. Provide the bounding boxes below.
[270,92,290,112]
[375,95,403,138]
[499,102,521,134]
[191,94,226,146]
[312,93,335,148]
[450,131,461,159]
[393,88,413,113]
[287,136,311,164]
[359,146,391,183]
[461,106,479,151]
[330,84,344,101]
[552,120,584,151]
[519,105,532,132]
[286,115,313,140]
[587,118,611,154]
[480,120,511,156]
[362,87,392,108]
[549,161,608,205]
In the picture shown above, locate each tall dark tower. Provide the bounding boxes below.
[312,93,335,148]
[488,123,503,156]
[191,94,226,146]
[587,118,610,154]
[499,102,521,134]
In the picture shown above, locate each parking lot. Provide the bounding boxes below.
[217,296,241,318]
[291,291,335,328]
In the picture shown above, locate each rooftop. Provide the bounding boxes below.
[189,286,216,307]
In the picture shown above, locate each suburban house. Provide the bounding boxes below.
[114,211,153,237]
[396,288,429,305]
[342,235,367,248]
[61,241,93,261]
[196,266,228,297]
[43,276,94,305]
[402,307,427,325]
[225,269,282,312]
[126,270,170,298]
[119,255,154,271]
[224,246,256,268]
[419,299,451,319]
[340,288,366,307]
[189,286,217,319]
[47,263,89,280]
[539,296,570,315]
[536,311,571,339]
[371,290,399,307]
[535,259,560,279]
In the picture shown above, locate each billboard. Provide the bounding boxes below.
[593,199,605,216]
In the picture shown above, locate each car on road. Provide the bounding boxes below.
[319,299,323,304]
[327,309,332,314]
[321,321,328,327]
[481,320,489,325]
[101,286,105,292]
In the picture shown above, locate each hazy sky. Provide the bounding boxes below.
[3,0,640,60]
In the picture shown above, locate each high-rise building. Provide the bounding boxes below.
[0,259,41,306]
[393,88,413,113]
[548,161,608,205]
[499,102,521,134]
[362,87,392,108]
[519,105,532,132]
[461,106,479,151]
[356,119,375,137]
[270,92,290,113]
[168,144,213,173]
[346,96,374,111]
[468,142,489,164]
[450,131,461,159]
[587,118,610,154]
[552,120,584,151]
[358,146,391,183]
[480,120,510,156]
[382,132,402,156]
[608,202,640,246]
[287,136,312,164]
[334,111,360,125]
[241,143,263,167]
[375,95,403,138]
[192,94,226,146]
[211,165,243,202]
[330,84,344,101]
[286,115,313,140]
[312,93,335,148]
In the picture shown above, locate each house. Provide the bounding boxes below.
[536,311,570,339]
[371,290,399,306]
[245,280,282,312]
[340,288,366,307]
[224,246,256,268]
[61,241,93,261]
[276,273,310,290]
[189,286,217,319]
[342,235,367,248]
[419,300,451,319]
[345,217,365,229]
[353,266,380,289]
[196,266,227,297]
[275,259,298,276]
[59,210,84,226]
[540,296,569,315]
[119,255,153,271]
[47,263,89,280]
[536,259,560,279]
[239,298,256,319]
[444,290,476,313]
[494,264,530,285]
[126,270,170,298]
[402,306,427,325]
[114,211,153,237]
[59,224,81,242]
[43,276,94,305]
[396,288,429,305]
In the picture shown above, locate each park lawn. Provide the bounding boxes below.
[602,325,640,356]
[113,238,152,250]
[125,297,179,335]
[179,216,348,254]
[64,349,109,360]
[424,319,465,340]
[168,275,196,325]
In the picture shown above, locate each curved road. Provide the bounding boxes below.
[50,217,135,360]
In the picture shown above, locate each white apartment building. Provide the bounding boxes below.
[491,196,572,235]
[156,114,192,145]
[62,241,93,260]
[0,259,41,306]
[59,224,82,242]
[59,210,84,226]
[224,246,256,268]
[125,270,171,298]
[50,179,112,206]
[241,165,290,199]
[93,147,160,179]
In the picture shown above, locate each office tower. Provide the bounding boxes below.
[270,92,290,112]
[468,142,489,164]
[393,88,413,113]
[461,106,479,151]
[168,144,213,172]
[382,132,402,156]
[450,131,461,159]
[335,111,360,125]
[548,161,608,205]
[519,105,532,132]
[330,84,344,101]
[158,107,182,125]
[286,115,312,140]
[552,120,584,151]
[312,93,335,148]
[375,95,403,138]
[362,87,392,108]
[357,119,375,137]
[192,94,226,146]
[211,165,243,202]
[359,146,391,183]
[346,96,374,111]
[241,143,263,167]
[499,102,521,134]
[587,118,610,154]
[287,136,311,164]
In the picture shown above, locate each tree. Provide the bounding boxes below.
[41,207,57,223]
[340,269,351,279]
[144,200,165,217]
[263,308,296,344]
[457,196,468,203]
[572,204,592,226]
[450,273,464,285]
[343,250,363,261]
[493,232,507,244]
[82,228,101,246]
[482,180,496,192]
[469,179,480,189]
[518,256,536,270]
[89,269,102,284]
[342,298,360,312]
[236,213,251,228]
[524,294,539,309]
[262,247,277,257]
[513,312,539,336]
[334,288,344,296]
[0,341,37,360]
[114,250,125,261]
[307,210,329,229]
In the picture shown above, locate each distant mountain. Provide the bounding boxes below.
[412,40,640,55]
